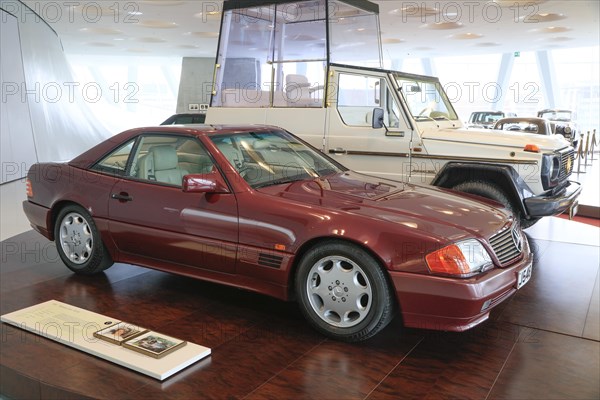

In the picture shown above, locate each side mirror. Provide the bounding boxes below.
[182,172,230,194]
[372,108,385,129]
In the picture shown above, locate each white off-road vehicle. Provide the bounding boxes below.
[205,0,580,228]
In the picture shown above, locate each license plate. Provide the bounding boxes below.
[516,263,533,289]
[569,201,579,219]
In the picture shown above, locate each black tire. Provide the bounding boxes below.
[54,205,113,275]
[452,180,540,228]
[295,240,395,342]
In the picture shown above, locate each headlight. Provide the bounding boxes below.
[426,239,493,277]
[564,126,572,134]
[541,153,561,189]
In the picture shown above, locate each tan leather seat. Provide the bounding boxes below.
[285,74,321,107]
[138,145,189,185]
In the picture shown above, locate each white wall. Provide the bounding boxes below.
[1,9,37,184]
[1,1,112,240]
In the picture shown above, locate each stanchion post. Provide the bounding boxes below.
[584,131,591,166]
[590,129,597,161]
[576,133,586,174]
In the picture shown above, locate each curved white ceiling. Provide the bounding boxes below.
[17,0,600,57]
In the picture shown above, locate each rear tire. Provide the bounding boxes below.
[295,240,395,342]
[452,180,540,228]
[54,205,113,275]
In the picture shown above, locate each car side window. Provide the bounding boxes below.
[92,140,136,176]
[128,135,214,186]
[337,73,404,130]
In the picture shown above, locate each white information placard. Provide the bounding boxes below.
[1,300,211,381]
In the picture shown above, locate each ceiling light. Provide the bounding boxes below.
[185,32,220,38]
[421,22,464,30]
[475,42,501,47]
[87,42,115,47]
[532,13,567,22]
[493,0,547,6]
[389,6,439,17]
[539,27,571,33]
[79,27,124,35]
[546,37,574,42]
[193,11,221,19]
[139,1,186,6]
[137,20,179,29]
[138,37,167,43]
[450,33,484,40]
[382,38,405,44]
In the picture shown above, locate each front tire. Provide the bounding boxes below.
[54,205,113,275]
[295,241,395,342]
[452,180,540,228]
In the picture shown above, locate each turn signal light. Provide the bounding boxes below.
[25,178,33,197]
[425,244,470,275]
[524,144,540,153]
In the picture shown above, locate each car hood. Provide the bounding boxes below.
[259,171,510,240]
[422,126,570,151]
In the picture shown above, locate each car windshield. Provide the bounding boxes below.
[394,74,459,122]
[210,130,345,188]
[473,112,504,124]
[496,121,542,134]
[539,110,572,121]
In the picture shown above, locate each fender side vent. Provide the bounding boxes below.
[258,253,283,269]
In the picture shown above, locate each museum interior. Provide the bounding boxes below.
[1,0,599,398]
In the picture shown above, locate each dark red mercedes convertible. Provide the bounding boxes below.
[23,125,533,341]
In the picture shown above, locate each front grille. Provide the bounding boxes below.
[489,225,522,266]
[559,149,575,181]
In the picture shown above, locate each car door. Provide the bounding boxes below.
[326,70,414,181]
[107,133,239,274]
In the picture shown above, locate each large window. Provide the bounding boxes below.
[424,47,599,130]
[69,55,182,131]
[433,54,504,122]
[552,47,600,132]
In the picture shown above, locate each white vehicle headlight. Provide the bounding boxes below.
[457,240,493,272]
[426,239,493,276]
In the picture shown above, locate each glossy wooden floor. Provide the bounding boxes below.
[1,218,599,400]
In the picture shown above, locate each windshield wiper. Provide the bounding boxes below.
[413,115,435,121]
[254,177,306,189]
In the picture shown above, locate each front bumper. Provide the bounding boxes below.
[524,180,581,218]
[389,237,533,332]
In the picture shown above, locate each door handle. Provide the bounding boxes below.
[111,193,133,202]
[329,148,347,155]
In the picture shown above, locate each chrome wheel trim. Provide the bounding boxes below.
[305,255,373,328]
[59,212,93,265]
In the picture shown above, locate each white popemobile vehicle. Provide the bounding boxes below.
[205,0,580,228]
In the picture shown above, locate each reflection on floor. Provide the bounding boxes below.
[574,149,600,219]
[1,218,599,399]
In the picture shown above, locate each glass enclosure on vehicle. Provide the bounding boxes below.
[211,0,381,108]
